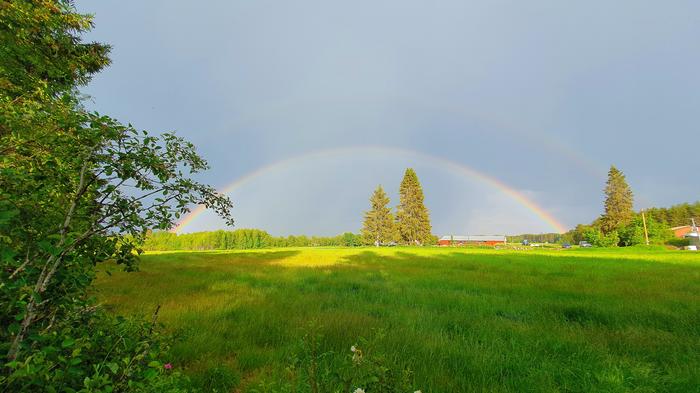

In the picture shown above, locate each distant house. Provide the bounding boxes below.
[438,235,507,247]
[672,226,695,238]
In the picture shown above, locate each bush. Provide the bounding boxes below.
[583,228,620,247]
[618,215,673,246]
[667,238,690,248]
[1,308,192,393]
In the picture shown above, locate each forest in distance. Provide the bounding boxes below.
[142,200,699,251]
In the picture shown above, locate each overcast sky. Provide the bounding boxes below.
[79,1,700,236]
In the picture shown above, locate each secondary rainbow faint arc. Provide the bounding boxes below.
[171,146,568,234]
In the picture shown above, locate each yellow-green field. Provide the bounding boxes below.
[95,247,700,392]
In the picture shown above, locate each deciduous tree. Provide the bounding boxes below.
[0,0,233,370]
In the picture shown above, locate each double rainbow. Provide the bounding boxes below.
[172,146,568,234]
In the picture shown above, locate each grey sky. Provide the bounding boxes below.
[79,1,700,236]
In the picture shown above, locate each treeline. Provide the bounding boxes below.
[561,166,678,247]
[563,213,674,247]
[551,202,697,247]
[143,229,363,251]
[645,201,700,227]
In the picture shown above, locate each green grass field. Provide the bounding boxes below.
[94,247,700,392]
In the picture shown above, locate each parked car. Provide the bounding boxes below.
[579,241,592,248]
[562,243,571,249]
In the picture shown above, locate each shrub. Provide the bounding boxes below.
[667,238,690,248]
[583,228,620,247]
[618,215,673,246]
[0,308,192,392]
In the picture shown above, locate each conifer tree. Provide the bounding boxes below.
[361,185,398,246]
[601,165,634,233]
[396,168,432,245]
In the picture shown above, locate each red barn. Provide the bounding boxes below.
[438,235,507,246]
[672,226,694,238]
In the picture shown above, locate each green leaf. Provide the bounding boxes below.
[147,360,161,368]
[61,338,76,348]
[5,361,20,369]
[106,362,119,374]
[31,291,42,303]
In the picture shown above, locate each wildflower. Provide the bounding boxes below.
[352,351,363,365]
[353,388,365,393]
[351,345,357,352]
[164,363,173,370]
[414,391,422,393]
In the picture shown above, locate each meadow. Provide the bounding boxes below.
[94,247,700,392]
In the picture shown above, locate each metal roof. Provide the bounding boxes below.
[671,225,691,230]
[439,235,506,242]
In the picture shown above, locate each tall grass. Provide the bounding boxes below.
[94,248,700,392]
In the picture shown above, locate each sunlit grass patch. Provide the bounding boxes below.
[94,247,700,392]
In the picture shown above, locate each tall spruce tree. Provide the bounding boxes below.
[601,165,634,233]
[361,185,397,246]
[396,168,432,244]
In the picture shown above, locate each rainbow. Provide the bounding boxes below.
[171,146,568,234]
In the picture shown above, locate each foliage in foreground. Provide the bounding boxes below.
[1,309,189,393]
[1,1,231,391]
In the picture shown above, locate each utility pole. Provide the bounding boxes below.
[641,210,649,246]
